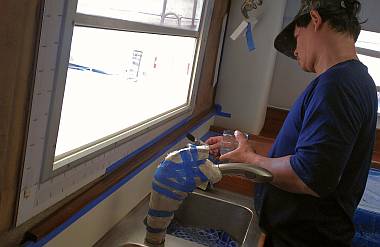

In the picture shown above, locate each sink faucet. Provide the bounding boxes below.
[144,144,272,247]
[184,134,273,183]
[218,162,273,183]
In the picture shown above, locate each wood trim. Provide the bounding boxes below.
[0,0,44,232]
[215,176,256,197]
[373,130,380,157]
[260,107,288,139]
[192,0,231,116]
[371,153,380,169]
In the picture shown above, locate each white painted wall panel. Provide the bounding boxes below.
[215,0,287,134]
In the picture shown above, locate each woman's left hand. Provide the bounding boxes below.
[219,130,258,163]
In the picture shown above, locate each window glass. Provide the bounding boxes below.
[76,0,205,31]
[55,26,197,157]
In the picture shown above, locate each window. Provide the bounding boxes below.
[49,0,209,171]
[17,0,214,225]
[356,30,380,113]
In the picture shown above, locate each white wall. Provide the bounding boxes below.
[269,0,315,110]
[269,53,315,110]
[214,0,287,134]
[269,0,380,110]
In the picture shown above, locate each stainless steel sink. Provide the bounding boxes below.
[95,189,261,247]
[173,192,254,246]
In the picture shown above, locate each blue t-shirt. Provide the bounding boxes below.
[255,60,378,247]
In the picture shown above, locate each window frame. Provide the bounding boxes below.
[40,0,213,181]
[17,0,215,225]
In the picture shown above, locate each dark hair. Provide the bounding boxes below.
[295,0,365,41]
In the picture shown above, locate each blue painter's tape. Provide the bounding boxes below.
[105,116,193,174]
[196,169,209,183]
[246,22,256,51]
[148,209,174,218]
[178,150,196,191]
[154,160,205,193]
[215,104,231,118]
[190,146,199,161]
[179,151,192,163]
[25,112,215,247]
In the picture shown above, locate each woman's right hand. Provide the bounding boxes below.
[205,136,223,156]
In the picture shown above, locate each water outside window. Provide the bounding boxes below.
[356,30,380,113]
[55,26,197,157]
[76,0,205,31]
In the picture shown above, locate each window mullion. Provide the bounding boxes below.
[75,13,200,38]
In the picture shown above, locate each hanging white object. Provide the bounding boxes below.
[230,0,264,41]
[230,20,249,40]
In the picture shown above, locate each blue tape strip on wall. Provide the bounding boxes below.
[246,22,256,51]
[215,104,232,118]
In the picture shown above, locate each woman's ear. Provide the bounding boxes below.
[310,10,323,31]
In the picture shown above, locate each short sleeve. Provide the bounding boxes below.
[290,80,362,197]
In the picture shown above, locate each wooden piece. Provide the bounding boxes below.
[260,107,288,138]
[0,0,43,232]
[193,0,231,116]
[373,130,380,163]
[215,175,256,197]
